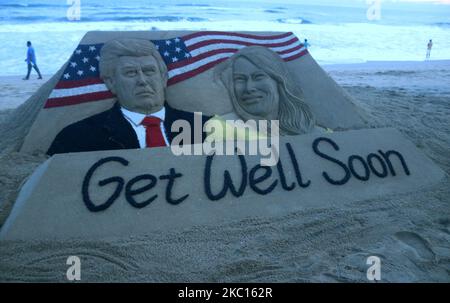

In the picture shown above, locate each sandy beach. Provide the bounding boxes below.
[0,76,48,123]
[0,60,448,282]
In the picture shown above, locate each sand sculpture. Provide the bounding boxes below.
[0,31,445,241]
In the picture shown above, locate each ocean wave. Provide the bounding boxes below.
[2,15,209,23]
[79,16,208,22]
[0,16,53,22]
[147,16,208,22]
[0,3,67,8]
[277,18,312,25]
[0,2,111,9]
[264,10,282,14]
[432,22,450,27]
[374,71,417,76]
[175,3,211,7]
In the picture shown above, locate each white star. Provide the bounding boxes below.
[172,57,178,62]
[89,66,96,72]
[165,40,171,46]
[77,70,84,76]
[63,73,70,79]
[184,53,190,58]
[70,62,77,68]
[89,46,96,51]
[174,38,180,43]
[82,57,89,63]
[164,51,169,57]
[75,49,82,54]
[155,45,159,50]
[95,55,100,61]
[175,47,181,53]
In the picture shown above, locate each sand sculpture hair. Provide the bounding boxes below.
[99,38,168,86]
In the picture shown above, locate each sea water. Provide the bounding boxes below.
[0,0,449,76]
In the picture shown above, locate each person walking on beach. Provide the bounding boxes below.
[426,39,433,60]
[304,39,310,49]
[23,41,43,80]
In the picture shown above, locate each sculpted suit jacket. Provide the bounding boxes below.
[47,102,211,156]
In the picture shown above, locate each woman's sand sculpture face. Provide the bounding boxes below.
[232,57,279,120]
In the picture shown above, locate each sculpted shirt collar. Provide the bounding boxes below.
[120,106,166,126]
[119,105,169,148]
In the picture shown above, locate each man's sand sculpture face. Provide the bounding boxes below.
[105,55,165,115]
[233,57,279,120]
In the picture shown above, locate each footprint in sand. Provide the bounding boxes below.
[437,217,450,234]
[395,231,435,261]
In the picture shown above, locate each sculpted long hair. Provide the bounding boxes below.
[215,46,315,135]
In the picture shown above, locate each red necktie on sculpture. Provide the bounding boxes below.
[141,116,167,148]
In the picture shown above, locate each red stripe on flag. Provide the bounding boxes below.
[44,91,114,108]
[54,77,104,89]
[168,57,229,86]
[182,31,293,42]
[167,48,238,70]
[277,44,304,55]
[187,37,299,53]
[283,49,309,62]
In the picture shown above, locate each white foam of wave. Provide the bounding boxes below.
[1,20,449,76]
